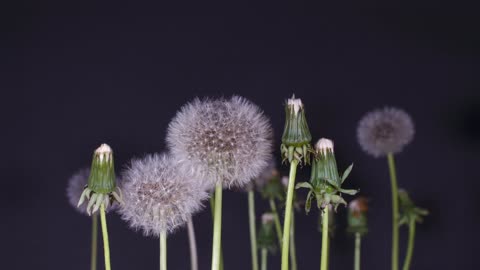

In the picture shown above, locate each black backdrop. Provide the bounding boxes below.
[2,1,479,269]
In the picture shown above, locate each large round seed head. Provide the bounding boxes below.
[166,96,273,189]
[66,168,90,215]
[119,153,208,236]
[357,107,415,157]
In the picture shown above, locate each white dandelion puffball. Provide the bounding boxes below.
[357,107,415,157]
[66,168,90,215]
[166,96,273,189]
[119,153,208,236]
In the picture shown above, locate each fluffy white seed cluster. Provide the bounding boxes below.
[66,168,91,215]
[357,107,415,157]
[167,96,273,189]
[119,153,208,236]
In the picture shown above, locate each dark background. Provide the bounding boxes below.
[2,1,479,269]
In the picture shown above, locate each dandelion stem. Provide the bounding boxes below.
[187,217,198,270]
[248,190,259,270]
[211,182,223,270]
[290,210,297,270]
[354,233,361,270]
[402,219,416,270]
[320,207,330,270]
[261,248,268,270]
[99,203,111,270]
[281,159,299,270]
[209,197,224,270]
[387,153,399,270]
[269,199,283,248]
[91,214,98,270]
[160,230,167,270]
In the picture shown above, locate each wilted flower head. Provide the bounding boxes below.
[66,168,90,215]
[167,96,273,189]
[120,153,208,236]
[357,107,415,157]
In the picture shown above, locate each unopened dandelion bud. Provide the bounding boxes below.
[347,197,369,235]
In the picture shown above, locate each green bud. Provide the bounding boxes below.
[347,197,369,235]
[398,189,428,225]
[281,95,312,164]
[257,213,277,253]
[310,139,340,188]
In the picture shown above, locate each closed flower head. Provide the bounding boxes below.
[357,107,414,157]
[167,96,273,189]
[120,153,208,236]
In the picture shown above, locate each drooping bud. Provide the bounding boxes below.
[258,213,277,253]
[281,95,312,164]
[347,197,369,235]
[398,189,428,226]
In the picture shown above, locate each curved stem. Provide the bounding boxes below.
[187,217,198,270]
[248,190,259,270]
[160,231,167,270]
[211,182,223,270]
[99,203,111,270]
[320,207,330,270]
[281,160,299,270]
[387,153,399,270]
[261,248,268,270]
[269,199,283,248]
[91,214,98,270]
[354,233,361,270]
[290,210,297,270]
[402,219,416,270]
[209,197,224,270]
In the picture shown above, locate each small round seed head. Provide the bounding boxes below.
[66,168,90,215]
[357,107,415,157]
[167,96,273,189]
[119,153,208,236]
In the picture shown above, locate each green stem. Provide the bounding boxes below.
[281,159,299,270]
[91,214,98,270]
[248,190,259,270]
[160,230,167,270]
[354,233,361,270]
[99,203,111,270]
[211,182,223,270]
[320,207,330,270]
[187,217,198,270]
[402,219,416,270]
[209,195,224,270]
[387,153,399,270]
[269,199,283,248]
[261,248,268,270]
[290,210,297,270]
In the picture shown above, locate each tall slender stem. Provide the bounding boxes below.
[248,190,259,270]
[160,231,167,270]
[99,203,111,270]
[387,153,399,270]
[269,199,283,248]
[320,207,330,270]
[211,182,223,270]
[261,248,268,270]
[209,197,224,270]
[281,160,299,270]
[354,233,361,270]
[187,217,198,270]
[91,214,98,270]
[290,210,297,270]
[402,219,416,270]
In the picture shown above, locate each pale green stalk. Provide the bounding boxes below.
[187,217,198,270]
[402,219,416,270]
[290,210,297,270]
[320,207,329,270]
[248,190,259,270]
[209,197,224,270]
[211,182,223,270]
[160,231,167,270]
[387,153,399,270]
[261,248,268,270]
[91,214,98,270]
[281,159,299,270]
[269,199,283,248]
[99,203,111,270]
[354,233,361,270]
